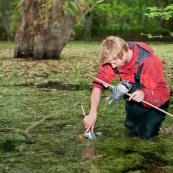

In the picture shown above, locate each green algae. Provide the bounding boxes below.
[0,41,173,173]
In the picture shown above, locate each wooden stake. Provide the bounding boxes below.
[81,105,95,138]
[81,105,86,117]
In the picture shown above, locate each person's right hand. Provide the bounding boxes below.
[83,114,97,134]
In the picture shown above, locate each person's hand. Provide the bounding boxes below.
[83,114,97,134]
[128,90,144,102]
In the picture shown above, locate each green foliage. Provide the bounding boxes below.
[63,1,79,16]
[146,4,173,20]
[0,0,22,39]
[144,4,173,38]
[2,0,173,40]
[140,33,163,39]
[83,0,173,39]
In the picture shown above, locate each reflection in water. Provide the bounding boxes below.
[84,142,96,159]
[82,141,104,161]
[80,135,171,172]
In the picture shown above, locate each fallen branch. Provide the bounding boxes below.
[0,102,80,143]
[25,101,80,133]
[25,113,56,133]
[0,127,34,143]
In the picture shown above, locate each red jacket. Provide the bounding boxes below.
[93,42,170,108]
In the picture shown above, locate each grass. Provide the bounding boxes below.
[0,41,173,173]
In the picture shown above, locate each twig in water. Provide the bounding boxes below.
[81,105,96,139]
[0,102,80,143]
[0,128,34,143]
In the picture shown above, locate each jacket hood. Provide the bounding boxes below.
[135,42,153,54]
[127,42,153,66]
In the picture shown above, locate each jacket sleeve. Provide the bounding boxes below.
[140,56,170,108]
[93,64,118,91]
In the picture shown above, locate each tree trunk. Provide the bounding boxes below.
[14,0,72,59]
[2,0,9,34]
[84,12,92,40]
[14,0,37,58]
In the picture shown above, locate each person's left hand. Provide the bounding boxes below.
[128,90,144,102]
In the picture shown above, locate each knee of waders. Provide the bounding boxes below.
[135,126,160,139]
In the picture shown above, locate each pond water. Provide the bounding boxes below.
[0,42,173,173]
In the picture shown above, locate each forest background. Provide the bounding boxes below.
[1,0,173,42]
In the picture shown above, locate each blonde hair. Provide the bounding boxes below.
[99,36,128,64]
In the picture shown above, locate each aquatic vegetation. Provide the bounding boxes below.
[0,41,173,172]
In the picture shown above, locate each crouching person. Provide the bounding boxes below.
[83,36,170,139]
